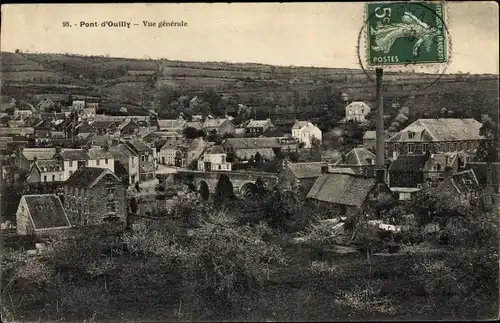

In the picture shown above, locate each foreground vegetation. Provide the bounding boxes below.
[1,183,498,322]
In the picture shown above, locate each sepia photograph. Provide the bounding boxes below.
[0,2,499,322]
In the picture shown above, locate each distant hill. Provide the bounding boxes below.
[1,51,498,123]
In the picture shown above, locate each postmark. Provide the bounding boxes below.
[356,1,452,86]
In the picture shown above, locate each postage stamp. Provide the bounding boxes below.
[365,1,449,67]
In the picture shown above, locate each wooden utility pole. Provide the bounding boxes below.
[375,68,385,183]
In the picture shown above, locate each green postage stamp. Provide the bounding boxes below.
[366,1,448,66]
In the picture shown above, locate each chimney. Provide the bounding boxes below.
[375,68,385,184]
[55,145,62,154]
[321,165,329,174]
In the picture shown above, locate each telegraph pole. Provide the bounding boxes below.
[375,68,385,183]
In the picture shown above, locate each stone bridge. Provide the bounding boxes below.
[172,170,278,200]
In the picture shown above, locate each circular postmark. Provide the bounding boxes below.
[356,1,452,90]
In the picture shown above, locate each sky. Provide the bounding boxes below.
[1,2,498,74]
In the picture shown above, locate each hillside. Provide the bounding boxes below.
[1,51,498,123]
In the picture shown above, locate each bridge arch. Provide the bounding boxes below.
[197,180,210,201]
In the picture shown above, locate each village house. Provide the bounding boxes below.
[0,127,34,139]
[157,119,187,133]
[53,148,89,180]
[16,194,71,236]
[71,100,86,110]
[198,145,232,172]
[27,159,64,183]
[123,139,156,181]
[16,147,56,171]
[75,122,95,140]
[63,167,127,227]
[184,120,203,131]
[202,118,236,137]
[109,144,140,185]
[118,119,140,136]
[306,171,396,218]
[245,119,275,137]
[36,98,56,112]
[13,106,34,120]
[158,137,188,167]
[386,118,484,160]
[222,137,281,162]
[277,161,329,194]
[387,152,460,200]
[334,147,376,176]
[185,138,212,168]
[291,121,322,148]
[92,120,120,135]
[362,130,397,152]
[441,169,482,206]
[341,101,371,123]
[87,146,115,173]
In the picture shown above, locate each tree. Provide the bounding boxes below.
[213,175,235,207]
[475,115,499,163]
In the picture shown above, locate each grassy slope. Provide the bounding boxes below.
[1,52,498,120]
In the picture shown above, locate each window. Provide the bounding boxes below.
[466,142,470,150]
[141,155,145,162]
[84,189,87,198]
[69,170,73,177]
[105,158,108,165]
[407,144,414,154]
[408,131,414,139]
[96,159,100,166]
[394,143,400,153]
[107,202,116,213]
[447,143,452,152]
[107,188,115,195]
[52,175,55,181]
[452,143,457,151]
[458,142,463,151]
[43,175,47,182]
[434,163,442,171]
[422,143,428,153]
[69,161,73,167]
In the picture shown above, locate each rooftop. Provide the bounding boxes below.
[22,194,71,230]
[65,167,120,188]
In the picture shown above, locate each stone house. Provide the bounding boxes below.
[386,118,484,160]
[157,119,187,133]
[16,194,71,236]
[222,137,281,162]
[341,101,371,123]
[202,118,236,136]
[277,161,329,195]
[158,138,187,167]
[334,147,376,176]
[63,167,127,227]
[109,144,140,185]
[245,119,275,137]
[36,98,56,112]
[16,147,56,171]
[27,159,64,183]
[306,172,396,218]
[123,139,156,181]
[197,145,232,172]
[291,121,322,148]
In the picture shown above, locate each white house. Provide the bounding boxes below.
[198,145,232,172]
[342,101,371,123]
[291,121,322,149]
[87,147,115,174]
[54,147,114,181]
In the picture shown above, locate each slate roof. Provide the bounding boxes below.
[109,144,137,161]
[34,160,63,172]
[88,147,114,159]
[22,194,71,230]
[335,148,375,166]
[65,167,119,188]
[389,154,428,172]
[224,137,281,150]
[203,118,230,128]
[22,148,56,161]
[388,118,483,142]
[125,139,153,153]
[362,130,397,140]
[307,173,377,207]
[60,148,89,160]
[292,121,309,130]
[287,162,328,179]
[246,119,273,128]
[157,119,186,130]
[447,169,480,194]
[160,137,187,150]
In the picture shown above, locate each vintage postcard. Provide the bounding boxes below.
[0,2,499,322]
